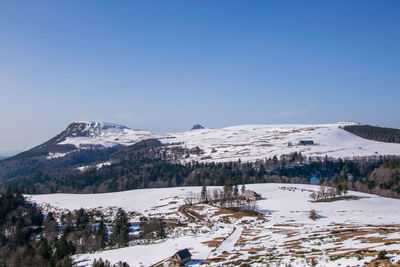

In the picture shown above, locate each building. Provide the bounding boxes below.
[298,140,315,145]
[243,190,262,201]
[170,248,192,266]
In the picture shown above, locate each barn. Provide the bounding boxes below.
[299,140,315,145]
[243,190,262,201]
[170,248,192,266]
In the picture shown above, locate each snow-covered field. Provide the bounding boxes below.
[54,121,400,163]
[27,184,400,266]
[161,122,400,162]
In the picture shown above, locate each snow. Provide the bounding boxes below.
[27,183,400,266]
[46,152,68,159]
[56,122,400,162]
[76,161,112,172]
[160,122,400,162]
[59,121,156,149]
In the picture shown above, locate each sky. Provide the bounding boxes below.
[0,1,399,153]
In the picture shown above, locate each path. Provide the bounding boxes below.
[214,226,243,255]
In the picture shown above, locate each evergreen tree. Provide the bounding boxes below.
[234,184,239,199]
[38,237,52,259]
[201,184,207,202]
[54,235,75,261]
[343,182,349,196]
[241,184,246,194]
[156,219,167,239]
[96,219,108,249]
[110,209,130,247]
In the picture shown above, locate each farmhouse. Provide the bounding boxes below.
[244,190,262,201]
[170,248,192,266]
[298,140,315,145]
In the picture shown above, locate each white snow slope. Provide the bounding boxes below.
[57,122,400,162]
[27,184,400,266]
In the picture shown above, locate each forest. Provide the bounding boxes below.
[343,124,400,143]
[0,190,172,266]
[4,152,400,199]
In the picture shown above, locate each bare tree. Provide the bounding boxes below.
[309,191,317,201]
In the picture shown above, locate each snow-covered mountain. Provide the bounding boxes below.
[57,121,156,148]
[41,121,400,162]
[161,122,400,162]
[20,121,157,159]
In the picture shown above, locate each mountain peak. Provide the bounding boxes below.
[71,121,129,130]
[191,124,205,130]
[53,121,130,143]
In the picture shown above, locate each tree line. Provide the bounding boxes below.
[342,124,400,143]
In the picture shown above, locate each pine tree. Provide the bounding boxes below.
[110,209,130,247]
[343,182,349,196]
[241,184,246,194]
[201,184,207,202]
[96,219,108,249]
[157,219,167,239]
[234,185,239,199]
[38,237,51,259]
[54,235,74,260]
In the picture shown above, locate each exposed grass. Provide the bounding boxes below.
[201,237,225,248]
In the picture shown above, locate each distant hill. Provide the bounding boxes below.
[191,124,205,130]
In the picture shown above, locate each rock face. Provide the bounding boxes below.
[191,124,205,130]
[11,122,134,159]
[56,122,129,141]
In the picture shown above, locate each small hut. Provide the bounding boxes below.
[299,140,315,145]
[243,190,262,201]
[170,248,192,266]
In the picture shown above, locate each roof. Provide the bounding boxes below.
[176,248,191,259]
[299,140,314,145]
[244,190,261,197]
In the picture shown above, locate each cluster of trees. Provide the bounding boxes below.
[343,125,400,143]
[2,137,400,201]
[6,153,393,196]
[109,209,130,247]
[187,183,258,211]
[0,191,74,266]
[139,217,167,240]
[309,185,349,202]
[0,190,140,266]
[317,159,400,199]
[92,258,129,267]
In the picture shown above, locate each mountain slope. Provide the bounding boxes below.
[160,122,400,162]
[58,121,156,149]
[20,121,400,163]
[3,121,400,190]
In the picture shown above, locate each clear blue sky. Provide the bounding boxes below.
[0,1,399,152]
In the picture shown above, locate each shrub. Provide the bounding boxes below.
[309,209,318,220]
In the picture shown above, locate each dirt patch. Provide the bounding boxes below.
[202,237,225,248]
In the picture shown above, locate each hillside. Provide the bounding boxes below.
[3,121,400,194]
[9,121,400,164]
[161,122,400,162]
[27,183,400,266]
